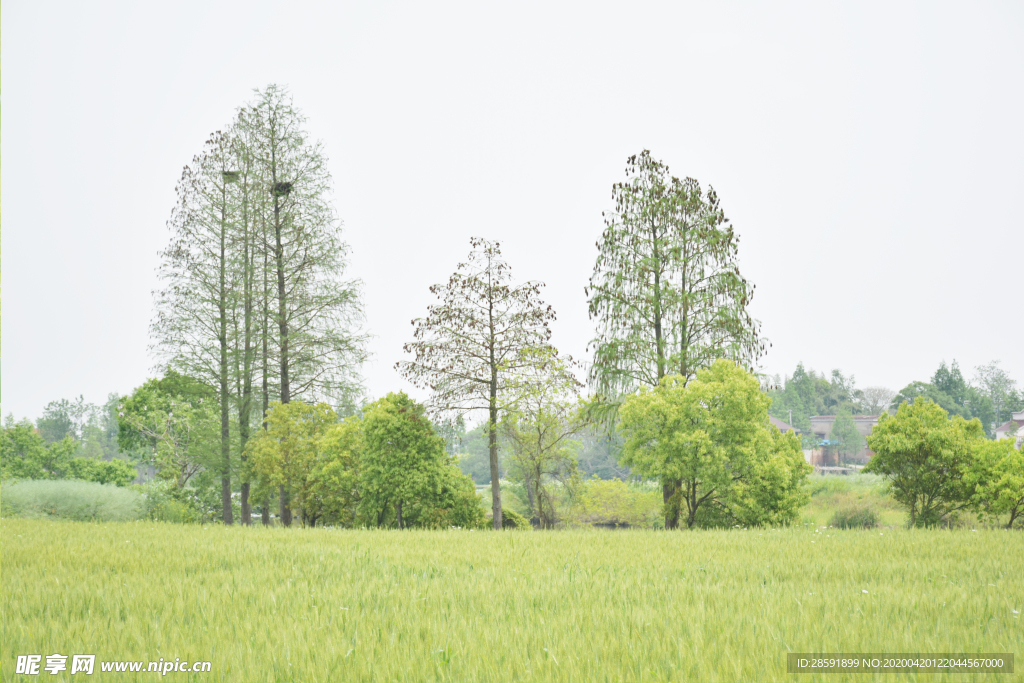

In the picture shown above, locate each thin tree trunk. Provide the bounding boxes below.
[488,288,502,530]
[272,164,293,527]
[239,173,254,526]
[279,484,292,527]
[260,224,271,528]
[219,179,233,526]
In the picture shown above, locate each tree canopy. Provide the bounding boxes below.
[864,399,985,527]
[619,360,810,528]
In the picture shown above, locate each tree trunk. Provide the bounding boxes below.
[396,500,403,529]
[663,480,681,529]
[272,159,293,526]
[489,392,502,530]
[488,292,502,530]
[239,182,254,526]
[279,485,292,527]
[219,182,233,526]
[261,499,270,526]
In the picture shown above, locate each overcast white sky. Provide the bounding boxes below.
[3,1,1022,421]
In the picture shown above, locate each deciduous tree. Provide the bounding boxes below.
[397,237,558,529]
[967,438,1023,529]
[618,360,809,529]
[586,151,765,527]
[358,392,481,529]
[501,351,587,528]
[864,399,984,527]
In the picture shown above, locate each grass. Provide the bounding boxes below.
[0,480,144,522]
[802,473,905,527]
[2,518,1021,682]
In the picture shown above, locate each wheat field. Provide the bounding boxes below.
[2,518,1021,682]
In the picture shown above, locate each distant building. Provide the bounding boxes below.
[808,414,881,463]
[994,410,1024,448]
[769,416,799,434]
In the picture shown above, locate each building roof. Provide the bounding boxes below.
[994,419,1023,435]
[769,416,799,433]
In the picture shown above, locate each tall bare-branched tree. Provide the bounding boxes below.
[243,85,368,525]
[586,150,766,528]
[153,130,242,524]
[397,238,561,529]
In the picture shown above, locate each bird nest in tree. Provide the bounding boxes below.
[271,181,293,197]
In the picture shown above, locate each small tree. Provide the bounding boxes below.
[501,351,588,528]
[860,386,896,416]
[829,408,864,462]
[864,399,984,527]
[245,401,339,527]
[358,392,481,529]
[619,360,809,528]
[397,237,559,529]
[967,438,1023,529]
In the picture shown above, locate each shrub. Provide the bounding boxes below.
[138,480,209,524]
[829,506,879,529]
[1,479,143,522]
[479,507,531,530]
[570,478,662,529]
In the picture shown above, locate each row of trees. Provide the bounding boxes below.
[0,416,137,487]
[767,359,1021,456]
[143,137,780,529]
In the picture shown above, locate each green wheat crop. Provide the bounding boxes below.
[2,519,1021,682]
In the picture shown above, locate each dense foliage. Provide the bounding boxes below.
[865,400,984,527]
[619,360,811,528]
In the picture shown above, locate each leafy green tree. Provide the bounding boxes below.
[1,418,51,479]
[36,396,88,443]
[619,360,810,529]
[501,362,588,528]
[569,477,662,528]
[768,364,867,430]
[2,417,137,486]
[358,393,480,528]
[397,238,558,529]
[967,439,1023,529]
[727,426,811,527]
[892,382,956,416]
[154,130,245,524]
[932,360,968,405]
[864,399,984,527]
[973,361,1021,429]
[586,151,766,528]
[244,85,369,524]
[63,457,137,487]
[828,408,865,461]
[305,417,364,527]
[118,374,219,490]
[245,401,338,527]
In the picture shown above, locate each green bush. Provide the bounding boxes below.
[138,480,209,524]
[479,507,531,530]
[570,477,662,529]
[829,506,879,529]
[1,479,143,521]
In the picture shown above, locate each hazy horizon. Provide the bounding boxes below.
[3,1,1021,422]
